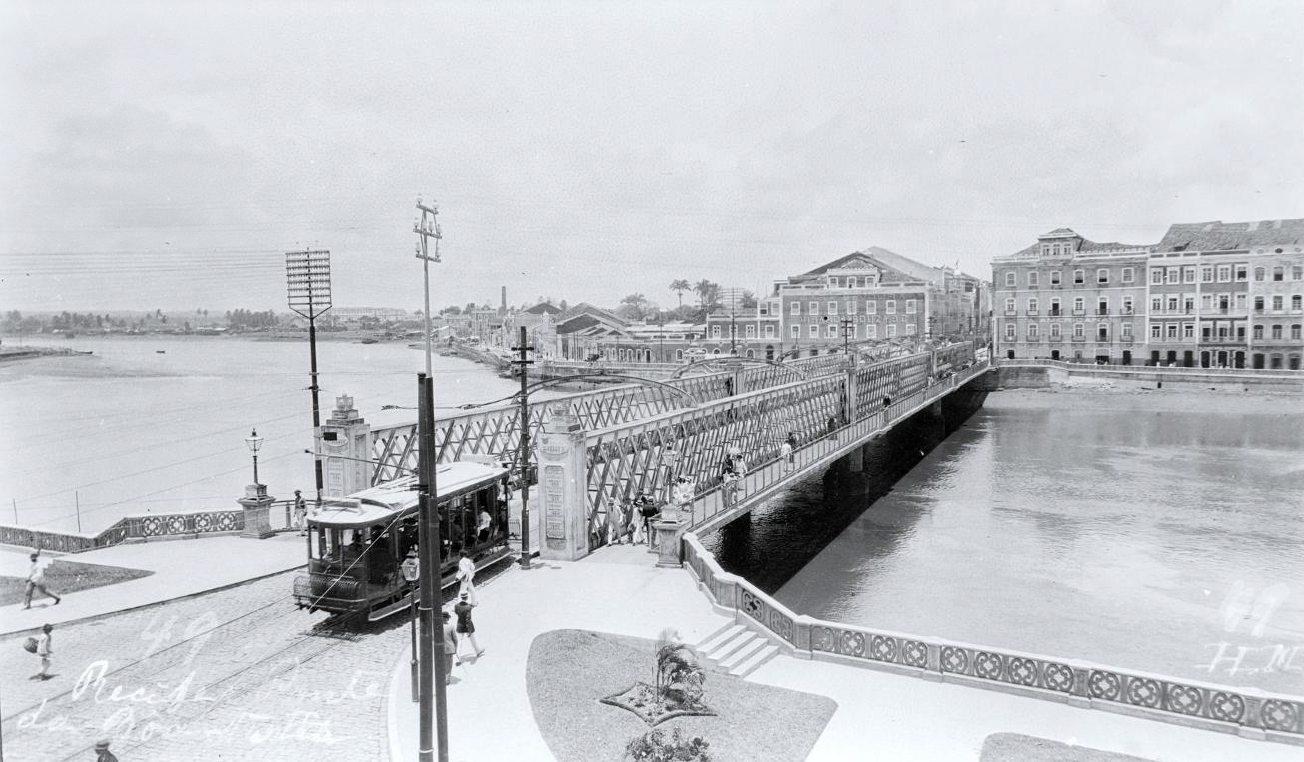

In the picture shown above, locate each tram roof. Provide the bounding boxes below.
[309,461,507,529]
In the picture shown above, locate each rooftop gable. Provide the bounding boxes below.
[791,247,939,284]
[1156,219,1304,252]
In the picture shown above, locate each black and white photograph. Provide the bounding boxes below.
[1,2,1301,760]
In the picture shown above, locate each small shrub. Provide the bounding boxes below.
[624,727,711,762]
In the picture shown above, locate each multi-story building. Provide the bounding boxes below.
[774,248,985,357]
[1148,220,1304,369]
[703,296,783,359]
[992,228,1150,364]
[993,220,1304,368]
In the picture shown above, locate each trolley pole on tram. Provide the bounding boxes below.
[416,373,450,762]
[511,327,534,569]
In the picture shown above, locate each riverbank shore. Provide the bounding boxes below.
[987,383,1304,413]
[0,345,93,363]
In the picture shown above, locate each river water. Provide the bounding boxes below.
[6,340,1303,694]
[705,388,1304,696]
[0,335,525,534]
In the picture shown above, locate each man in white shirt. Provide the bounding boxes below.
[24,553,61,609]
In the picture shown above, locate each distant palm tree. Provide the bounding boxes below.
[669,279,691,309]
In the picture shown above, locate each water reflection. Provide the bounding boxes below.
[710,389,1304,696]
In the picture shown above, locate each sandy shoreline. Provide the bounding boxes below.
[987,383,1304,413]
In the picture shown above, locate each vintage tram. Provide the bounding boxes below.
[292,460,512,620]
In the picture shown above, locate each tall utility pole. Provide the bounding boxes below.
[415,198,443,378]
[416,374,449,762]
[286,249,332,506]
[511,327,534,569]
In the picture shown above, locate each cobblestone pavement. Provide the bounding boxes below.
[1,571,408,762]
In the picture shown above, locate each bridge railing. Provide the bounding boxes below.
[681,532,1303,742]
[582,373,848,545]
[369,354,852,484]
[671,362,987,533]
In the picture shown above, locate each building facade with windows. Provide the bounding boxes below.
[1148,219,1304,369]
[703,296,784,359]
[774,248,984,357]
[992,228,1150,364]
[993,220,1304,368]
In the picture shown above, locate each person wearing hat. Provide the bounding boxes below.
[95,738,120,762]
[292,490,307,535]
[440,610,458,684]
[24,552,60,609]
[452,590,484,663]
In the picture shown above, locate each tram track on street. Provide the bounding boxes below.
[1,572,402,762]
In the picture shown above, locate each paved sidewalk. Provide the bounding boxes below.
[0,534,305,635]
[387,545,1303,762]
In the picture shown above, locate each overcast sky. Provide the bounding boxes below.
[2,0,1301,314]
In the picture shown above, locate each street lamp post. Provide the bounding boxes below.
[285,249,332,507]
[400,550,420,703]
[244,428,263,485]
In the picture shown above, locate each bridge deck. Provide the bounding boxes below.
[680,361,988,535]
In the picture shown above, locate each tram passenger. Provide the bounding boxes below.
[477,508,492,544]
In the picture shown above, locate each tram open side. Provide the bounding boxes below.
[292,460,512,621]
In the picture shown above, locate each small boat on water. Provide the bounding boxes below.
[156,350,166,354]
[360,338,377,344]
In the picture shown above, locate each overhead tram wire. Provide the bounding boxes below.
[14,425,307,513]
[13,374,429,516]
[24,448,302,527]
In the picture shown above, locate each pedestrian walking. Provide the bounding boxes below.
[34,623,54,680]
[455,550,478,605]
[441,611,457,684]
[94,739,120,762]
[637,493,659,542]
[24,553,61,608]
[621,500,637,545]
[293,490,307,535]
[609,497,627,545]
[781,434,795,472]
[453,591,485,662]
[827,416,839,442]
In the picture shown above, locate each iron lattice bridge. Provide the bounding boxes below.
[584,347,985,546]
[368,342,980,549]
[366,353,848,483]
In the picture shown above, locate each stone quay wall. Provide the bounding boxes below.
[681,532,1304,745]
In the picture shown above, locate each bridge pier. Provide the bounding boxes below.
[843,446,864,474]
[319,395,371,499]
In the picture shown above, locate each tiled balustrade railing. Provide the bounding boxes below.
[681,533,1304,744]
[0,501,299,554]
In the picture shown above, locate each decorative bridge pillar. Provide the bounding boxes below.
[238,483,275,539]
[536,402,591,561]
[319,395,371,496]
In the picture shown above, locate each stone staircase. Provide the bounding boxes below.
[695,622,781,678]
